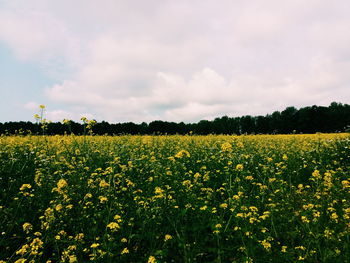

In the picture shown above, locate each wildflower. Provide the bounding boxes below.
[268,178,276,183]
[99,180,110,188]
[107,222,120,231]
[301,216,310,223]
[14,259,27,263]
[324,229,333,238]
[175,150,190,158]
[236,164,244,171]
[121,238,127,243]
[341,180,349,188]
[148,256,157,263]
[91,243,100,248]
[259,239,271,250]
[221,142,232,152]
[331,212,338,221]
[164,234,172,241]
[16,244,29,255]
[281,246,287,252]
[84,193,92,198]
[68,255,77,263]
[249,206,258,212]
[57,179,68,189]
[282,154,288,160]
[29,237,43,255]
[55,204,63,211]
[62,119,71,125]
[154,187,165,199]
[19,184,32,191]
[114,215,122,222]
[219,203,228,209]
[182,180,192,187]
[99,196,108,203]
[312,170,321,179]
[121,248,129,254]
[22,222,33,233]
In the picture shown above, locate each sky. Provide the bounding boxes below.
[0,0,349,123]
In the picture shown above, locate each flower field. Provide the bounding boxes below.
[1,134,350,262]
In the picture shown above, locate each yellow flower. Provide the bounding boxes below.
[148,256,157,263]
[121,238,127,243]
[90,243,100,248]
[200,205,207,210]
[219,203,228,209]
[19,184,32,191]
[281,246,287,252]
[99,196,108,203]
[107,222,120,231]
[55,204,63,211]
[121,247,129,254]
[175,150,190,158]
[259,239,271,250]
[114,215,122,222]
[57,179,68,189]
[68,255,77,263]
[22,222,33,233]
[16,244,29,255]
[312,170,321,179]
[331,212,338,221]
[14,259,27,263]
[221,142,232,152]
[39,105,45,109]
[154,187,165,199]
[164,234,172,241]
[235,164,244,171]
[301,216,310,223]
[29,238,43,255]
[99,180,110,188]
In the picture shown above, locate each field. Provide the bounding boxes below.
[1,134,349,263]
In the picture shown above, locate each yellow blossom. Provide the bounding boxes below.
[99,196,108,203]
[107,222,120,231]
[90,243,100,248]
[22,222,33,233]
[175,150,190,158]
[148,256,157,263]
[121,247,129,254]
[99,179,110,188]
[19,184,32,191]
[221,142,232,152]
[236,164,244,171]
[164,234,173,241]
[57,179,68,189]
[259,239,271,250]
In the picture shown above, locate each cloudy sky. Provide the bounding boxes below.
[0,0,349,123]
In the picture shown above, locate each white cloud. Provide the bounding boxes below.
[1,0,350,122]
[23,101,39,110]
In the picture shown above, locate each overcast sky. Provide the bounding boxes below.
[0,0,349,123]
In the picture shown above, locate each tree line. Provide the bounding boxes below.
[1,102,349,135]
